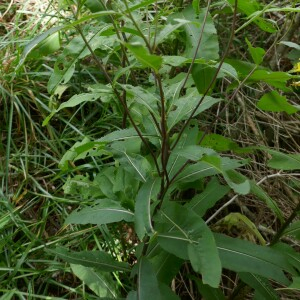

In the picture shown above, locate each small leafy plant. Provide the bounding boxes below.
[19,0,300,298]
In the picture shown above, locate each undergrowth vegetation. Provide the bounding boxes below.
[1,0,300,299]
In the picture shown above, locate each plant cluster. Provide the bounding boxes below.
[1,0,300,299]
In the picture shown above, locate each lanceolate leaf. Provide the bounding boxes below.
[71,264,119,298]
[65,198,134,225]
[272,243,300,274]
[137,257,161,300]
[186,178,230,217]
[47,26,114,93]
[227,0,277,33]
[228,170,284,223]
[176,157,246,183]
[239,272,279,300]
[171,145,215,161]
[98,128,138,143]
[156,203,221,287]
[173,5,219,60]
[135,178,160,240]
[155,19,190,46]
[266,149,300,170]
[110,143,152,182]
[250,181,284,223]
[48,247,130,272]
[150,250,183,284]
[17,25,64,70]
[121,84,160,118]
[126,291,138,300]
[188,231,221,288]
[201,156,250,195]
[167,88,222,130]
[214,233,293,284]
[283,221,300,240]
[192,277,226,300]
[43,93,104,125]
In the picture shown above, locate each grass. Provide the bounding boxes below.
[1,0,300,299]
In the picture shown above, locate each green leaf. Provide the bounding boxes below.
[272,243,300,274]
[62,174,103,199]
[239,272,280,300]
[192,277,226,300]
[257,91,298,114]
[188,230,221,288]
[279,41,300,50]
[201,156,250,195]
[228,170,284,223]
[288,277,300,291]
[171,145,215,161]
[48,247,130,272]
[192,63,217,94]
[157,231,190,259]
[121,84,159,118]
[227,0,277,33]
[28,32,61,59]
[176,157,246,183]
[173,5,219,60]
[65,198,134,225]
[127,291,138,300]
[246,38,265,65]
[249,70,292,92]
[175,161,220,183]
[199,132,240,152]
[217,213,266,245]
[58,137,91,171]
[186,178,230,217]
[47,26,117,94]
[214,233,292,284]
[158,283,180,300]
[0,291,15,300]
[125,43,162,72]
[70,264,119,298]
[155,18,190,46]
[137,257,161,300]
[135,178,160,240]
[43,93,104,125]
[150,250,183,284]
[283,221,300,240]
[98,128,138,143]
[168,124,199,178]
[223,171,250,195]
[156,203,221,287]
[266,149,300,170]
[17,25,64,70]
[250,180,284,223]
[167,88,222,130]
[110,142,152,182]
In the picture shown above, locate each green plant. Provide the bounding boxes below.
[15,0,300,298]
